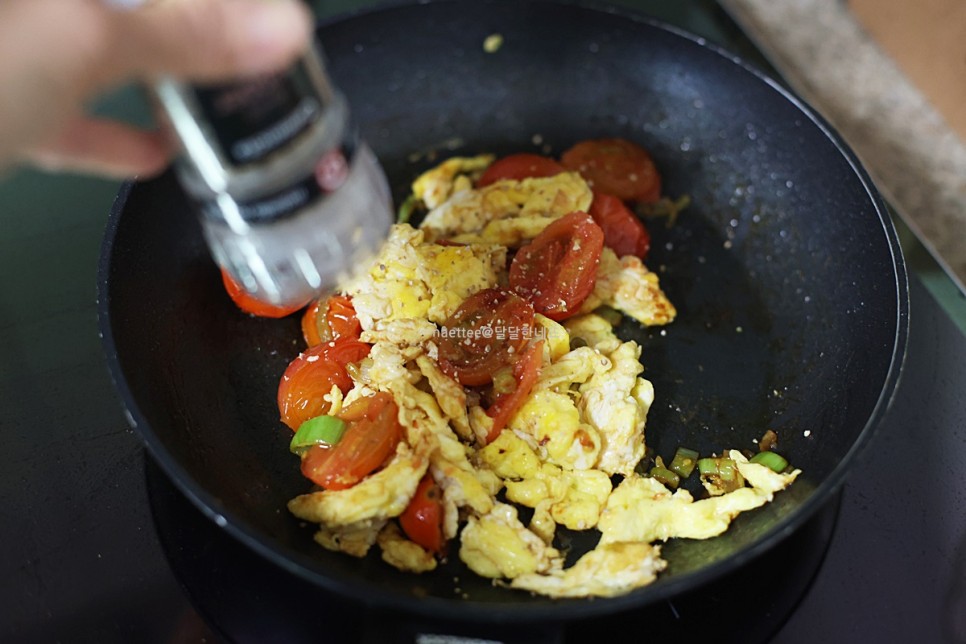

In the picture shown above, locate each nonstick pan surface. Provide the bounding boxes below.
[98,0,908,624]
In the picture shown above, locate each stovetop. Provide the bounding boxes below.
[1,1,965,642]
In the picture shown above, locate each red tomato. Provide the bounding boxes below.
[486,340,544,443]
[477,153,566,187]
[508,212,604,321]
[399,475,445,553]
[300,392,402,490]
[323,339,371,368]
[221,269,305,318]
[276,339,371,431]
[325,294,362,341]
[437,289,535,387]
[301,300,324,347]
[277,345,351,431]
[589,191,651,259]
[561,138,661,203]
[301,295,362,348]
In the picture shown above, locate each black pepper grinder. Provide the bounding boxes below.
[151,39,392,307]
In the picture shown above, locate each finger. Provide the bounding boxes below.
[23,115,172,178]
[105,0,314,85]
[0,0,110,161]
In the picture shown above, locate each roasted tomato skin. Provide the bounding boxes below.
[589,191,651,259]
[508,211,604,321]
[477,153,566,187]
[486,340,544,443]
[561,138,661,203]
[399,475,445,553]
[437,288,535,386]
[277,339,371,431]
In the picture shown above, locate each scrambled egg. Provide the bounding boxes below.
[412,154,494,209]
[344,224,506,329]
[598,452,800,544]
[285,153,800,600]
[582,248,677,326]
[378,522,437,573]
[578,341,654,475]
[459,502,563,579]
[288,436,432,526]
[420,172,592,245]
[511,542,666,598]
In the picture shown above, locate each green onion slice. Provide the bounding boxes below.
[750,450,789,473]
[650,466,681,490]
[397,194,419,224]
[290,415,346,454]
[697,457,719,476]
[716,458,740,482]
[697,456,745,492]
[668,447,699,479]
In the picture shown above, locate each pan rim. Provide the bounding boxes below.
[96,0,910,623]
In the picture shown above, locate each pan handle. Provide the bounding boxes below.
[361,611,565,644]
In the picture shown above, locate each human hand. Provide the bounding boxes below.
[0,0,312,178]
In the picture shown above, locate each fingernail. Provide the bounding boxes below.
[241,0,312,71]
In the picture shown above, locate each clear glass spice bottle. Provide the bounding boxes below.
[152,41,391,307]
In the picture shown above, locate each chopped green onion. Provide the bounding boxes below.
[717,458,740,482]
[569,336,588,350]
[492,367,516,395]
[650,466,680,490]
[594,305,623,327]
[697,457,719,475]
[397,193,420,224]
[668,447,699,478]
[750,450,789,473]
[290,415,346,454]
[697,456,745,493]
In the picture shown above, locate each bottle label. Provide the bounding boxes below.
[202,143,356,223]
[192,59,324,166]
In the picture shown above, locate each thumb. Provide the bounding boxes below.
[0,0,312,173]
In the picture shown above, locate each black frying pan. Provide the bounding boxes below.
[98,0,908,631]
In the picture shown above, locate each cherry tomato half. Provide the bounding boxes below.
[399,475,445,553]
[221,269,305,318]
[477,153,566,187]
[561,138,661,203]
[300,392,402,491]
[277,339,371,431]
[486,340,544,443]
[301,300,324,347]
[589,191,651,259]
[437,288,535,387]
[302,295,362,348]
[508,212,604,321]
[326,295,362,341]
